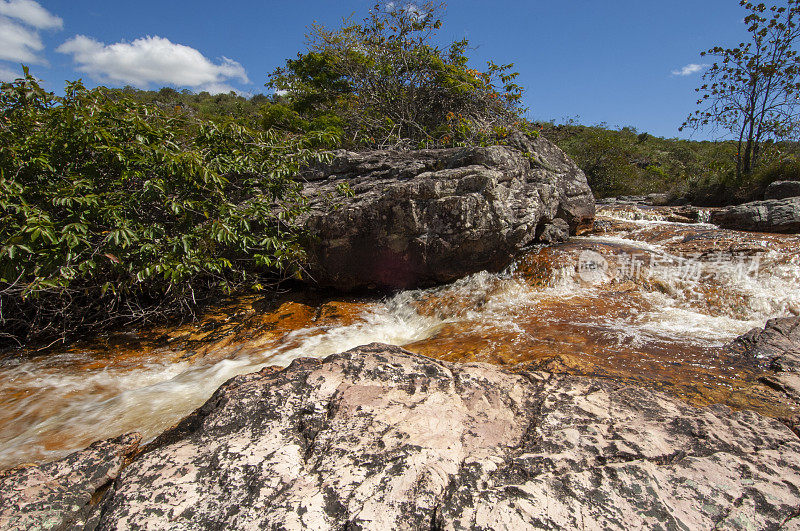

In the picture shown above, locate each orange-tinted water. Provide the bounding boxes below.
[1,205,799,469]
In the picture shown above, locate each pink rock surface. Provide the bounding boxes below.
[85,344,800,530]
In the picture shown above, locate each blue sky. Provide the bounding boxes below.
[0,0,753,139]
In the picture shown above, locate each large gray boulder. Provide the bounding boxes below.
[765,180,800,200]
[14,344,790,530]
[710,196,800,233]
[299,133,595,290]
[733,317,800,372]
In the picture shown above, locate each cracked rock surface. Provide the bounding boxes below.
[0,433,141,531]
[69,344,800,530]
[710,196,800,234]
[298,133,595,290]
[765,180,800,201]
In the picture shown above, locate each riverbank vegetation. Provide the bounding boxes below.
[540,121,800,204]
[0,71,335,348]
[2,0,799,348]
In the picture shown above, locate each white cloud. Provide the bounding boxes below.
[404,4,426,21]
[198,82,239,95]
[0,64,21,81]
[57,35,250,89]
[0,0,61,29]
[671,63,709,77]
[0,16,45,63]
[0,2,60,65]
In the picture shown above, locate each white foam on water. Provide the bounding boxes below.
[0,295,447,469]
[1,204,798,469]
[260,300,444,367]
[598,206,717,229]
[572,227,800,347]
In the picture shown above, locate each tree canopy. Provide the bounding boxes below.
[267,1,528,148]
[682,0,800,177]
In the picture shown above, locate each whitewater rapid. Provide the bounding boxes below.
[1,204,799,469]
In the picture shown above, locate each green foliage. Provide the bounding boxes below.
[541,122,740,199]
[260,102,308,132]
[543,120,800,203]
[106,85,267,129]
[268,1,525,148]
[742,151,800,196]
[0,71,334,346]
[755,153,800,182]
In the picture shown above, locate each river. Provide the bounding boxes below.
[1,203,799,470]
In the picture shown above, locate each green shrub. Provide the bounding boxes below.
[107,85,265,129]
[268,2,525,148]
[0,70,335,347]
[754,157,800,186]
[260,102,308,133]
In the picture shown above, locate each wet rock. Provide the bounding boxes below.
[647,192,670,206]
[733,317,800,372]
[299,133,595,290]
[710,197,800,233]
[88,345,800,529]
[0,433,140,531]
[765,180,800,200]
[665,213,694,223]
[536,218,570,244]
[732,317,800,431]
[596,196,648,205]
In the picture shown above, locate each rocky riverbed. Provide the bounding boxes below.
[1,201,800,529]
[3,338,800,529]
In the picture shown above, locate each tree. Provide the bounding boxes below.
[268,1,526,148]
[0,70,333,346]
[681,0,800,178]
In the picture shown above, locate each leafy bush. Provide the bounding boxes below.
[0,70,334,347]
[268,1,527,148]
[753,155,800,185]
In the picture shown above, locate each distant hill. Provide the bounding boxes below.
[541,123,800,205]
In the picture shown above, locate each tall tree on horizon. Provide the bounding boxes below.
[681,0,800,178]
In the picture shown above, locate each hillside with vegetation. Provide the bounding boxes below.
[540,122,800,204]
[101,84,800,205]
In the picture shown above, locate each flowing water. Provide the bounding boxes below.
[1,204,800,470]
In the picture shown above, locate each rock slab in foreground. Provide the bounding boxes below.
[300,133,595,290]
[0,433,140,531]
[710,196,800,233]
[83,344,800,530]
